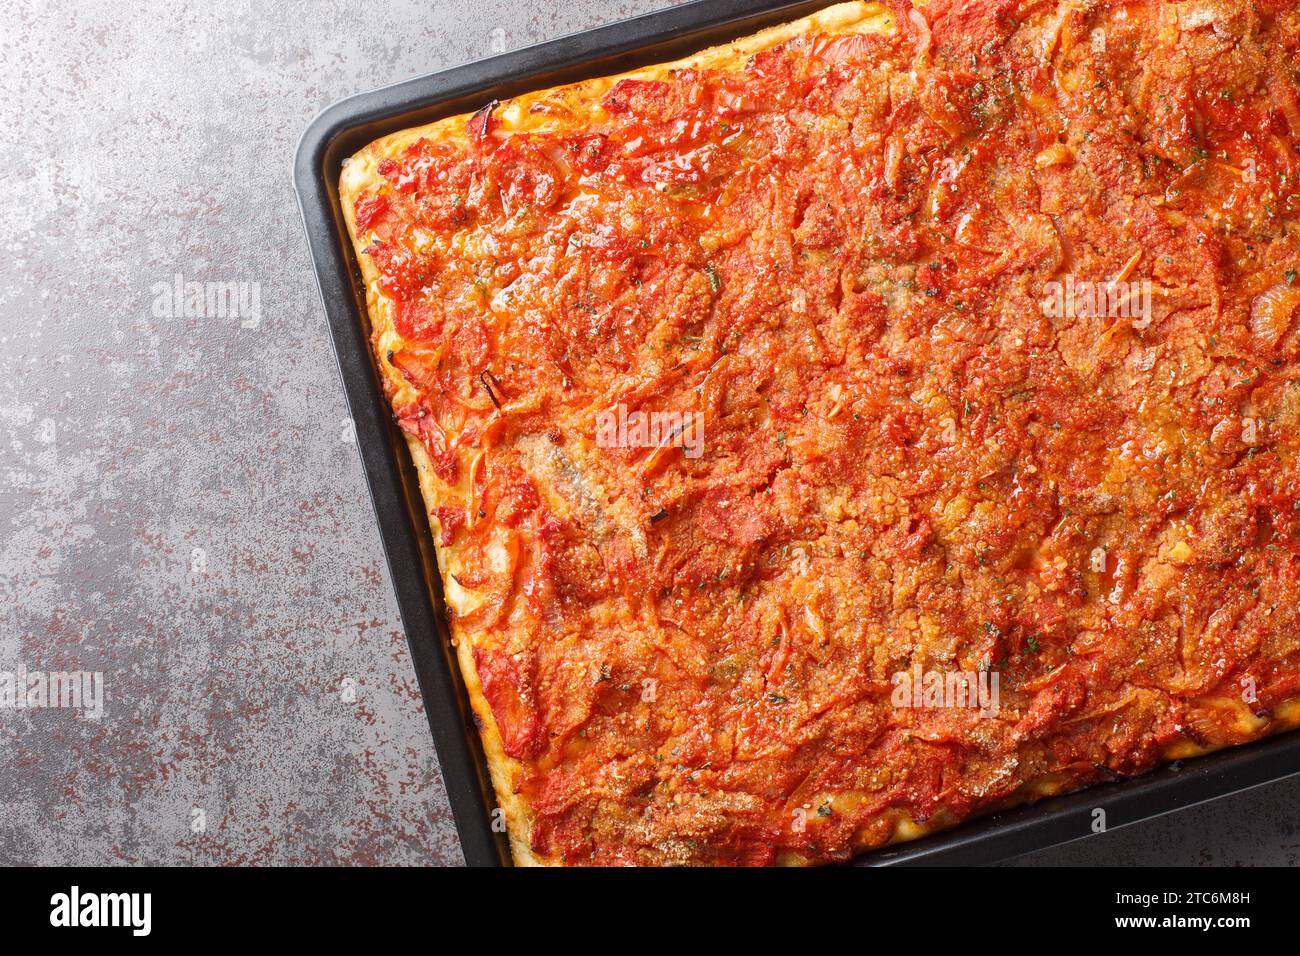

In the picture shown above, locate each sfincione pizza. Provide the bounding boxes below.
[340,0,1300,865]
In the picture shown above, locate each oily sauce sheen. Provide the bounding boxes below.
[353,0,1300,865]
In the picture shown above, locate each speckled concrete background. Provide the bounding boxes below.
[0,0,1295,867]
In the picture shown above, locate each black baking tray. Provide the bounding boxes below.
[293,0,1300,867]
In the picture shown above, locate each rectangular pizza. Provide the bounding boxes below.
[339,0,1300,865]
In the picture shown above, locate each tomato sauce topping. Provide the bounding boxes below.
[354,0,1300,864]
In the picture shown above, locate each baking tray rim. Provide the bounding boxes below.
[292,0,1300,868]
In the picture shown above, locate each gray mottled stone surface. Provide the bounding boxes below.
[0,0,1295,866]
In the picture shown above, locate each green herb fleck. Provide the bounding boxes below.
[706,264,721,294]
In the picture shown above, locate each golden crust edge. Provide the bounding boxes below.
[403,436,545,867]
